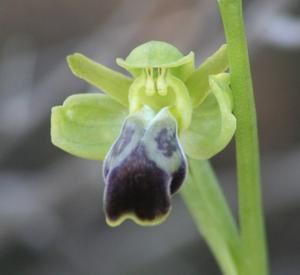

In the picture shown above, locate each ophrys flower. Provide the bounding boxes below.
[51,41,236,226]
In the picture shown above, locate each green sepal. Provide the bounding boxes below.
[169,52,195,81]
[67,53,132,106]
[51,93,128,160]
[186,44,228,107]
[116,41,195,81]
[180,73,236,159]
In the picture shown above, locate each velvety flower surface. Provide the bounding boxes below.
[103,107,186,226]
[51,41,236,226]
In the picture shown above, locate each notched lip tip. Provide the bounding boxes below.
[105,209,171,227]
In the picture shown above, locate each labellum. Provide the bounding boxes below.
[103,107,187,226]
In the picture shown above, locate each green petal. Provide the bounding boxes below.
[51,93,128,160]
[180,74,236,159]
[185,44,228,107]
[166,74,193,131]
[67,53,132,106]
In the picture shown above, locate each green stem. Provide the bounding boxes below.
[217,0,268,274]
[181,159,240,275]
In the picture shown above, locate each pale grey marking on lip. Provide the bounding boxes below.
[142,108,186,175]
[104,108,187,182]
[103,106,157,178]
[103,117,145,180]
[104,124,135,179]
[103,107,188,224]
[155,128,177,157]
[170,158,186,194]
[110,125,135,157]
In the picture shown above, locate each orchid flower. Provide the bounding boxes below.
[51,41,236,226]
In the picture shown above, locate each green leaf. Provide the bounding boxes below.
[181,159,240,275]
[51,93,128,160]
[67,53,132,106]
[185,44,228,107]
[180,73,236,159]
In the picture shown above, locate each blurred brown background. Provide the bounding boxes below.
[0,0,299,274]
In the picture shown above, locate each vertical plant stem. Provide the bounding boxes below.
[217,0,268,274]
[181,159,240,275]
